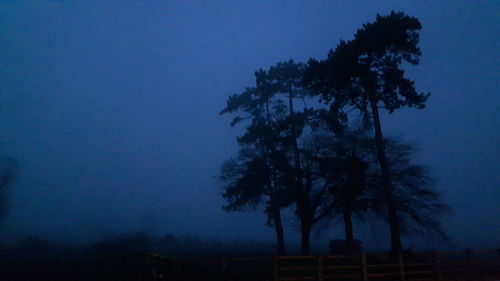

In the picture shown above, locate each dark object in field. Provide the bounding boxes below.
[330,239,363,254]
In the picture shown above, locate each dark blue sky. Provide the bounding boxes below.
[0,1,498,250]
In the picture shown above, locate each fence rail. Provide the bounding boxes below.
[145,249,500,281]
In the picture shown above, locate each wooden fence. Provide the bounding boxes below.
[145,249,500,281]
[273,252,440,281]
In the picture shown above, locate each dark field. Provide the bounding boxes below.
[1,235,499,281]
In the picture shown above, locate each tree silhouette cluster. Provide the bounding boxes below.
[219,11,449,256]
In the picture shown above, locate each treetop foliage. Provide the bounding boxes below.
[305,11,430,114]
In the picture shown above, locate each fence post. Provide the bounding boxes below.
[398,251,405,281]
[318,256,324,281]
[361,253,368,281]
[433,250,442,281]
[273,257,279,281]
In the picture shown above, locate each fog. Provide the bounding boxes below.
[0,1,498,252]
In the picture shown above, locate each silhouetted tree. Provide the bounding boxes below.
[305,11,429,254]
[221,61,345,255]
[378,139,449,239]
[317,129,376,249]
[219,64,297,254]
[257,60,317,255]
[318,130,448,252]
[219,146,290,255]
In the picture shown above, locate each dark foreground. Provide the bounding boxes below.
[1,238,499,281]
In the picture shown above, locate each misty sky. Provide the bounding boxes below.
[0,1,498,251]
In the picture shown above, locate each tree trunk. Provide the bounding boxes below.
[343,208,354,243]
[288,91,302,177]
[272,205,286,255]
[369,98,402,256]
[265,100,286,255]
[300,217,312,255]
[288,92,312,256]
[343,207,356,254]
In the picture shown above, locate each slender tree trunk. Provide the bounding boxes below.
[369,98,402,256]
[264,100,287,255]
[300,216,312,255]
[288,92,301,175]
[271,204,286,255]
[288,91,312,255]
[343,207,355,254]
[343,208,354,243]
